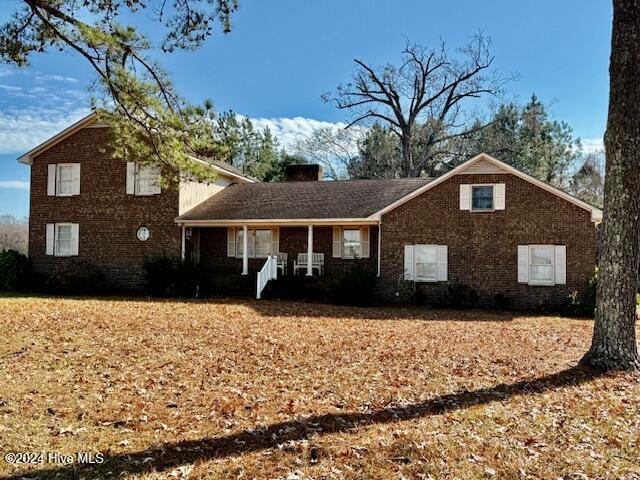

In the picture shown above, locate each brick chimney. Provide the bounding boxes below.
[285,164,323,181]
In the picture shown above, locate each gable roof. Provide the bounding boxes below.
[18,112,100,165]
[17,112,255,182]
[370,153,603,223]
[176,178,432,224]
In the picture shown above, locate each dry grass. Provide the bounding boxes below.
[0,296,638,480]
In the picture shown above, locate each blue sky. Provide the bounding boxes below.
[0,0,612,218]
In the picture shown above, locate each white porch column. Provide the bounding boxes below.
[181,226,186,261]
[242,224,249,275]
[306,224,313,276]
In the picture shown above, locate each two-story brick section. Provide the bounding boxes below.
[20,113,602,308]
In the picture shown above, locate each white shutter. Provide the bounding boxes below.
[227,227,236,257]
[46,224,55,255]
[404,245,414,280]
[152,168,162,195]
[459,184,470,210]
[494,183,505,210]
[47,164,57,196]
[72,163,81,195]
[271,227,279,255]
[126,162,136,194]
[360,226,370,258]
[437,245,448,281]
[332,226,342,258]
[518,245,529,283]
[70,223,79,256]
[555,245,566,285]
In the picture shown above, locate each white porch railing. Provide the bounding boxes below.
[256,255,278,299]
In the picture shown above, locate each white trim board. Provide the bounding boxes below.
[176,218,380,227]
[369,153,603,223]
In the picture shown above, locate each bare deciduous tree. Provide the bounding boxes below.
[0,214,28,254]
[293,127,364,180]
[325,35,513,177]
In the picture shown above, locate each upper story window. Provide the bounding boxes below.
[460,183,505,211]
[471,185,494,211]
[47,163,80,197]
[342,229,362,258]
[126,162,161,196]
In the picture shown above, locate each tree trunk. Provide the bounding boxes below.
[401,131,413,177]
[580,0,640,371]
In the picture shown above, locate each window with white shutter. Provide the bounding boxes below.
[236,228,273,258]
[461,183,506,212]
[49,223,79,257]
[126,163,161,195]
[517,245,566,286]
[405,244,448,283]
[47,164,81,196]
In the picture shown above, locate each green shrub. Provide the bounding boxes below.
[440,284,479,308]
[563,290,584,317]
[46,260,108,295]
[142,254,201,297]
[0,249,30,291]
[327,259,377,305]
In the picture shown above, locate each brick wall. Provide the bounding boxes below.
[378,173,597,309]
[28,127,181,289]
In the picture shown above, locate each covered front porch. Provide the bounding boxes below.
[179,221,380,298]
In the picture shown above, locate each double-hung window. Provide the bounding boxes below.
[254,230,272,257]
[471,185,494,211]
[55,224,73,256]
[56,165,75,196]
[529,245,555,285]
[46,223,79,257]
[47,163,80,196]
[415,245,438,281]
[126,162,161,195]
[236,228,273,258]
[136,165,160,196]
[342,229,361,258]
[518,244,566,286]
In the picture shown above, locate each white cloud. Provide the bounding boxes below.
[0,84,22,92]
[0,181,29,190]
[35,74,78,83]
[0,108,91,154]
[251,116,348,150]
[582,137,604,154]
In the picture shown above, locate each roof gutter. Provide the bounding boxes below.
[175,218,380,227]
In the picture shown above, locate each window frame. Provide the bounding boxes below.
[56,163,75,197]
[342,228,362,259]
[236,228,273,258]
[414,244,439,282]
[54,223,73,257]
[528,244,555,286]
[470,184,495,212]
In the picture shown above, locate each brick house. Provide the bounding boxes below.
[19,113,602,308]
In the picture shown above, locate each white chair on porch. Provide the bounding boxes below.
[276,252,288,276]
[293,253,324,276]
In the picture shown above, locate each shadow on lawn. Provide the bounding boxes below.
[3,365,603,480]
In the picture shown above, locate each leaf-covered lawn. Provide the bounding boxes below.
[0,297,638,480]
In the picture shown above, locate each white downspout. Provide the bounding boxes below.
[307,224,313,276]
[242,224,249,275]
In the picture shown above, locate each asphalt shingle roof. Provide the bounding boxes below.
[178,178,432,221]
